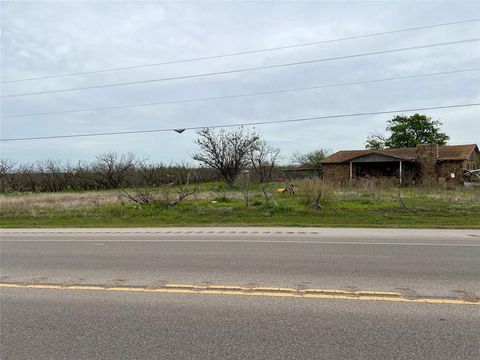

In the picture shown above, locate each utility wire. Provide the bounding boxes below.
[2,68,479,118]
[2,18,479,84]
[1,103,478,142]
[2,38,478,99]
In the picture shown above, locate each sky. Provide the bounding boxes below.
[1,0,479,165]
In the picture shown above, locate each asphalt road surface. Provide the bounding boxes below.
[1,227,479,359]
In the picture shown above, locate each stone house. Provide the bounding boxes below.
[320,144,479,186]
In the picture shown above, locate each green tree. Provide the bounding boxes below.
[366,114,449,149]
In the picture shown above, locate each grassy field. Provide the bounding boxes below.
[1,181,479,228]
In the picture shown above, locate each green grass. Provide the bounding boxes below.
[1,185,479,228]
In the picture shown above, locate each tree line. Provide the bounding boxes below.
[0,138,284,194]
[0,153,221,193]
[1,114,456,193]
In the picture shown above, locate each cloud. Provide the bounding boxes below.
[1,0,479,163]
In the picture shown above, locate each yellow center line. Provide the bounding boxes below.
[0,282,478,305]
[165,283,402,296]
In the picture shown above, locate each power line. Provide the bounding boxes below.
[1,103,478,142]
[2,18,479,84]
[2,38,478,99]
[2,68,479,118]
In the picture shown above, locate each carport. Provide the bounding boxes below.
[348,153,414,184]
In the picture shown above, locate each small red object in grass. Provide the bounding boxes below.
[275,178,284,183]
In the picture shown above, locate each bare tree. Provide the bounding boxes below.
[165,166,198,207]
[93,152,137,189]
[7,163,37,192]
[291,148,330,169]
[365,131,387,149]
[236,170,252,207]
[0,159,16,178]
[262,184,274,208]
[250,141,280,183]
[122,163,197,208]
[37,160,69,192]
[0,159,16,192]
[71,161,97,190]
[0,155,223,194]
[134,161,165,188]
[193,127,259,186]
[120,158,156,206]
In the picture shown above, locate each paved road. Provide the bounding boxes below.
[1,228,479,359]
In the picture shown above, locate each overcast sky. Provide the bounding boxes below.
[1,0,479,164]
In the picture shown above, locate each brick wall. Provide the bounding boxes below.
[437,160,466,186]
[466,149,479,170]
[416,144,438,184]
[322,163,350,184]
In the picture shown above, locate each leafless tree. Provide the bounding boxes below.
[93,152,137,189]
[5,163,37,192]
[36,160,70,192]
[122,163,198,208]
[0,159,16,192]
[134,161,165,188]
[71,161,97,190]
[0,159,16,178]
[0,156,223,194]
[236,170,252,207]
[250,141,280,183]
[365,131,388,149]
[291,148,330,169]
[262,184,273,208]
[193,127,259,186]
[120,158,160,206]
[165,166,198,207]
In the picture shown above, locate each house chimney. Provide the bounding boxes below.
[416,144,438,184]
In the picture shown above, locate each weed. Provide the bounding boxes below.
[1,181,479,228]
[296,178,335,208]
[212,195,233,203]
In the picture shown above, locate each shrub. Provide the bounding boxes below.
[296,178,335,208]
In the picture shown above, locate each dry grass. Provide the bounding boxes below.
[295,178,335,207]
[0,189,245,212]
[0,191,121,211]
[1,183,479,228]
[1,184,479,213]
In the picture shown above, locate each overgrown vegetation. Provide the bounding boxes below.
[1,128,284,193]
[0,154,220,193]
[1,181,479,228]
[296,178,335,208]
[2,121,478,228]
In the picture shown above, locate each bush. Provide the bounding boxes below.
[252,199,263,207]
[296,178,335,208]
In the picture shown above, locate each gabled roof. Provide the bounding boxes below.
[321,144,479,164]
[437,144,479,161]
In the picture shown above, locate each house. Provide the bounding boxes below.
[320,144,479,186]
